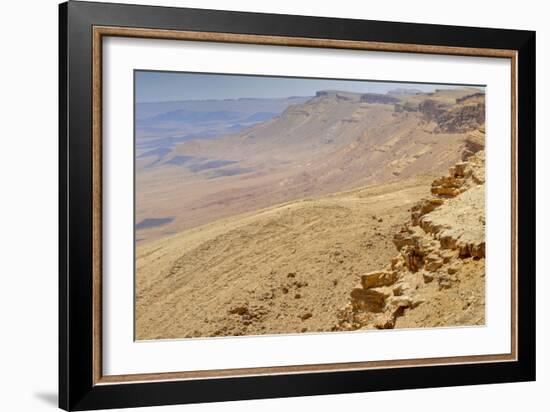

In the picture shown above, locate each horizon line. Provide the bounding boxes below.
[136,85,484,105]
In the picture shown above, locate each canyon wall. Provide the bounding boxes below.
[336,130,486,331]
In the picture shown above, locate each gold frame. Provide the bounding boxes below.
[92,26,518,385]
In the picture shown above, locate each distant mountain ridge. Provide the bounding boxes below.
[135,95,311,149]
[135,86,485,243]
[136,96,310,119]
[143,109,244,124]
[134,86,487,341]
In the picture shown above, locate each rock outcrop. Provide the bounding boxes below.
[360,93,400,104]
[336,132,486,331]
[434,103,485,133]
[394,92,485,134]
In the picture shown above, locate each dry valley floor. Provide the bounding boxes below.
[135,176,436,340]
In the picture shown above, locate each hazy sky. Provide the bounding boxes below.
[135,71,475,103]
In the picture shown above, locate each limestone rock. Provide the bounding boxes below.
[422,271,434,283]
[300,313,312,321]
[388,295,414,308]
[439,250,455,263]
[410,197,445,225]
[450,162,468,177]
[447,265,459,275]
[431,186,461,197]
[336,145,486,332]
[393,282,411,296]
[361,270,398,289]
[400,246,422,272]
[391,256,405,271]
[350,288,388,313]
[425,253,444,272]
[438,275,454,290]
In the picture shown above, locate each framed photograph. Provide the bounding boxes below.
[59,1,535,410]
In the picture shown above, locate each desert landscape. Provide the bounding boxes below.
[134,72,486,340]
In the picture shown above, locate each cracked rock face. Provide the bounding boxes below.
[336,141,486,331]
[422,185,485,258]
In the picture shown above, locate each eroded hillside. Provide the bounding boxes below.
[136,88,485,243]
[336,136,486,331]
[136,139,486,340]
[135,87,487,340]
[135,176,435,339]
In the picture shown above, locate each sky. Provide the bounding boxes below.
[135,71,476,103]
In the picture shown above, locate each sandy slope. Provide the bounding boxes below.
[135,175,435,340]
[135,88,483,243]
[336,149,486,331]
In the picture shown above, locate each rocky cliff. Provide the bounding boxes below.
[336,130,486,331]
[137,88,484,243]
[394,90,485,133]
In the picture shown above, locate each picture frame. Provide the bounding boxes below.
[59,1,536,410]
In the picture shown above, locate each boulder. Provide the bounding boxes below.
[453,162,469,177]
[410,198,445,225]
[425,253,444,272]
[447,265,459,275]
[431,186,461,197]
[361,270,398,289]
[422,271,434,283]
[350,288,388,312]
[389,295,414,308]
[393,281,415,296]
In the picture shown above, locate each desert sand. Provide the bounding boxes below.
[135,176,435,339]
[135,87,486,340]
